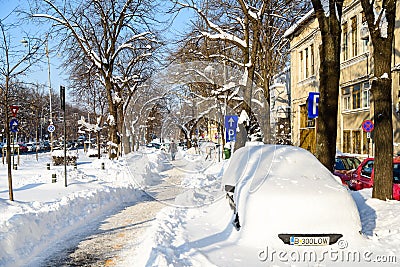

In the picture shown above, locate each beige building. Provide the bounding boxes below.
[285,0,400,156]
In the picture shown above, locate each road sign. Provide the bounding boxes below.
[225,115,238,142]
[362,120,374,132]
[10,105,19,117]
[9,118,18,133]
[48,124,55,133]
[308,92,320,119]
[60,85,66,111]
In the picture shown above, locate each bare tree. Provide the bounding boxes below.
[171,0,309,148]
[31,0,160,157]
[360,0,397,200]
[0,16,44,201]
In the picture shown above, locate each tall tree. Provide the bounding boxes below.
[31,0,159,157]
[0,17,43,201]
[172,0,308,147]
[360,0,397,200]
[310,0,344,172]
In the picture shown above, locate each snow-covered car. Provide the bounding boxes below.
[222,144,362,248]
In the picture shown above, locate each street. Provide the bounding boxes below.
[34,150,214,266]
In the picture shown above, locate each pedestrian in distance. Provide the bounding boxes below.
[169,139,178,160]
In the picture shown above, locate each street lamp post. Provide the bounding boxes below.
[45,35,54,152]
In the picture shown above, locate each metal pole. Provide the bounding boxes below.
[12,132,15,167]
[64,115,67,187]
[46,35,53,152]
[61,85,67,187]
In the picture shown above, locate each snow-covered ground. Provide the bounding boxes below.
[1,145,400,266]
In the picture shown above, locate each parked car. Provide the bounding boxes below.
[18,143,28,153]
[222,144,362,247]
[26,142,38,152]
[42,141,51,151]
[349,157,400,200]
[146,142,161,149]
[334,156,361,186]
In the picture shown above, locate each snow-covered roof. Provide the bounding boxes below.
[283,9,314,39]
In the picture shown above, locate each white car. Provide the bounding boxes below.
[26,142,41,152]
[26,142,35,152]
[222,144,362,248]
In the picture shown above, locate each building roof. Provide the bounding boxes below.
[283,10,314,39]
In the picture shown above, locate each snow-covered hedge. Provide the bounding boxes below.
[51,150,78,165]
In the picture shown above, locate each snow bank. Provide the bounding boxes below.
[0,152,147,267]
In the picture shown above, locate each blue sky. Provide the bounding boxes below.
[0,0,194,94]
[0,0,67,90]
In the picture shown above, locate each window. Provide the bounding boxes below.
[360,12,369,52]
[343,130,351,153]
[363,131,369,154]
[310,44,315,75]
[362,38,369,53]
[353,131,361,154]
[362,82,370,108]
[305,47,309,77]
[343,22,348,60]
[352,84,361,109]
[299,51,303,80]
[394,164,400,184]
[299,46,315,80]
[343,130,363,154]
[361,160,374,178]
[343,84,368,111]
[342,87,351,110]
[351,16,358,57]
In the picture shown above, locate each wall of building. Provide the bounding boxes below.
[289,14,320,152]
[288,0,400,156]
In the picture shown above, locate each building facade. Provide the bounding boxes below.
[286,0,400,156]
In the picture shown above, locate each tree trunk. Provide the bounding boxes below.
[5,111,13,201]
[371,78,393,200]
[261,80,271,143]
[4,76,14,201]
[359,0,396,200]
[371,43,394,200]
[105,77,119,158]
[311,1,342,172]
[315,32,340,172]
[234,123,247,151]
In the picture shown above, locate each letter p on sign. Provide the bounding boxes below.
[308,92,320,119]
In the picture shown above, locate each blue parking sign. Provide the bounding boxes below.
[308,92,320,119]
[225,115,238,142]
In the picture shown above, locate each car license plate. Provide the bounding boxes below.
[290,236,330,246]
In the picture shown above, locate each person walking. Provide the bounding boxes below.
[169,139,178,160]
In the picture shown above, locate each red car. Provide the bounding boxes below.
[349,157,400,200]
[334,156,361,186]
[18,143,28,153]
